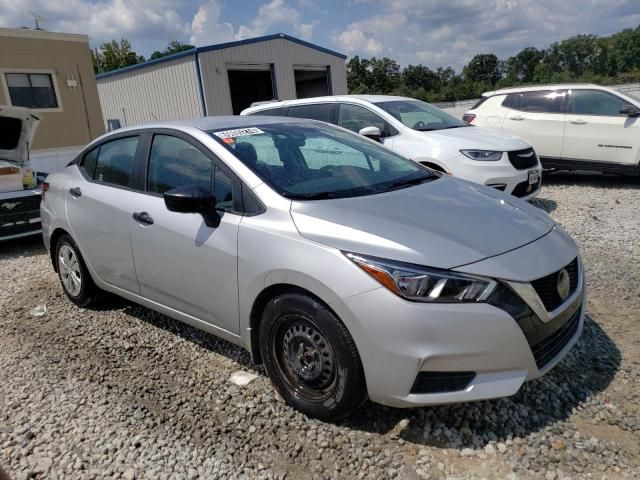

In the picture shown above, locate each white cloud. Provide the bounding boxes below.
[190,0,234,46]
[334,11,406,56]
[295,22,314,40]
[336,29,382,56]
[333,0,640,68]
[0,0,190,53]
[236,0,300,39]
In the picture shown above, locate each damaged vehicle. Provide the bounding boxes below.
[42,117,585,421]
[0,106,42,241]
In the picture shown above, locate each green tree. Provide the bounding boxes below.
[92,39,145,73]
[149,40,195,60]
[505,47,544,83]
[555,34,608,76]
[463,54,503,84]
[346,55,371,93]
[610,27,640,73]
[402,64,440,92]
[368,57,401,93]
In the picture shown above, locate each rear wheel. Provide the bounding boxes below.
[55,234,99,307]
[259,293,367,421]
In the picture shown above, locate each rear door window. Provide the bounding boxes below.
[81,147,99,178]
[503,91,566,113]
[250,107,285,116]
[82,136,138,187]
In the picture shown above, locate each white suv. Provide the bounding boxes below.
[242,96,542,199]
[463,84,640,175]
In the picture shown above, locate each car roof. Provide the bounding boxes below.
[104,115,317,135]
[244,94,415,112]
[482,83,609,97]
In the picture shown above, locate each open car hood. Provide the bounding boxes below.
[0,106,40,165]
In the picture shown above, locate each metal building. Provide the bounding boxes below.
[96,33,347,128]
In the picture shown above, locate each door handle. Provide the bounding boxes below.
[132,211,154,225]
[69,187,82,198]
[508,116,525,121]
[570,119,588,125]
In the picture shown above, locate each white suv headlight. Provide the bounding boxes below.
[345,253,496,303]
[460,150,504,161]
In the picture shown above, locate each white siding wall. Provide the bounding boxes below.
[96,55,202,127]
[198,38,347,115]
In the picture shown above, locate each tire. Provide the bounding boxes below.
[259,293,367,421]
[55,234,99,307]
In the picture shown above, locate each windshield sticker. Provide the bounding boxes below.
[214,127,265,139]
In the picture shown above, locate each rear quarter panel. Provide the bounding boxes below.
[472,95,508,129]
[40,168,73,251]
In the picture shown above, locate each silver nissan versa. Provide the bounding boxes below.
[41,116,585,421]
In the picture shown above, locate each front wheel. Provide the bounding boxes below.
[259,293,367,421]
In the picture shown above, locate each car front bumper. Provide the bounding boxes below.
[446,152,542,200]
[329,264,585,408]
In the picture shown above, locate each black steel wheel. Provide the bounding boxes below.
[259,293,367,421]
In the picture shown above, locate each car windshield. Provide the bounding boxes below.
[622,91,640,104]
[210,122,436,200]
[375,100,468,131]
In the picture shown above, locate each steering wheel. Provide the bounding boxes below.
[413,120,427,129]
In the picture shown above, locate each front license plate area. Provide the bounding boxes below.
[528,169,540,185]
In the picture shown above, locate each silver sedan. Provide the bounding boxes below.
[41,117,585,421]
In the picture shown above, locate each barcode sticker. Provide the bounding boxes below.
[213,127,265,139]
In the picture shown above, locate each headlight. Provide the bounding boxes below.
[344,252,496,303]
[460,150,504,161]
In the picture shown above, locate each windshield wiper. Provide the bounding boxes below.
[380,174,435,192]
[284,191,341,200]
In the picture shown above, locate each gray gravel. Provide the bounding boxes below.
[1,171,639,479]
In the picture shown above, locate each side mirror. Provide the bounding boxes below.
[164,185,220,228]
[619,104,640,117]
[358,126,382,142]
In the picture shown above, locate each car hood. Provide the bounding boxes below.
[420,125,529,152]
[0,106,40,165]
[290,176,555,270]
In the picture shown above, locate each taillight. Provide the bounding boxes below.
[462,113,476,124]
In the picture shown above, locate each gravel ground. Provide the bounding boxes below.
[1,171,639,479]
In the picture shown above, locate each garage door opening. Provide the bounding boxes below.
[228,69,275,114]
[295,69,330,98]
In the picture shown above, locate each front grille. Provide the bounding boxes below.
[0,195,41,215]
[410,371,476,394]
[512,178,541,197]
[532,308,581,369]
[508,148,539,169]
[531,258,579,311]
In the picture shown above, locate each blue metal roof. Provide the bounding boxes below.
[96,33,347,80]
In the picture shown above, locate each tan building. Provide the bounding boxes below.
[0,28,104,172]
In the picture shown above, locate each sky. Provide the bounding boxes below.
[1,0,639,70]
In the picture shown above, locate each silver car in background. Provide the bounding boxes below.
[41,117,585,420]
